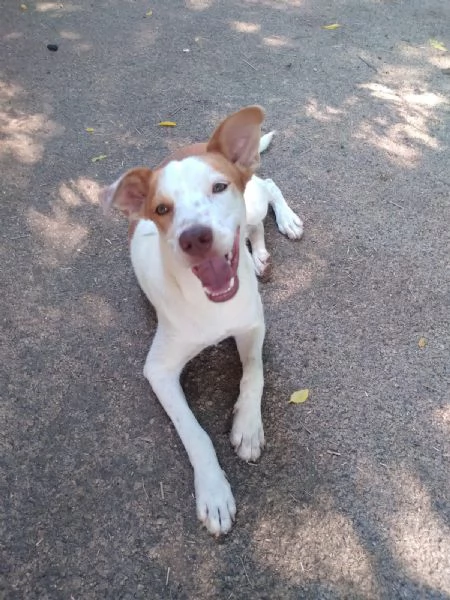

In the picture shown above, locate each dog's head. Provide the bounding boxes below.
[100,106,264,303]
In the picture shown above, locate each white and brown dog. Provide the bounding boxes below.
[100,106,303,535]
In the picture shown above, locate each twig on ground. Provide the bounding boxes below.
[240,557,253,587]
[241,57,257,71]
[142,478,150,502]
[169,105,184,117]
[358,55,378,72]
[8,234,31,240]
[160,481,165,500]
[387,199,404,209]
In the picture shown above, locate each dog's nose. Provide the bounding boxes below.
[179,225,213,257]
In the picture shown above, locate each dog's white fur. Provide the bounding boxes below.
[101,107,303,535]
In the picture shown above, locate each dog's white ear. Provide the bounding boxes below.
[207,106,265,170]
[99,168,152,217]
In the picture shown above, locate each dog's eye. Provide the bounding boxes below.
[212,182,228,194]
[155,204,170,216]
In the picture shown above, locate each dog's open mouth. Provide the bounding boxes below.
[192,229,240,302]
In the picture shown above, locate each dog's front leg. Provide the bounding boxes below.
[231,324,266,462]
[143,328,236,535]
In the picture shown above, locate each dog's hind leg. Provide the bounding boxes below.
[265,178,303,240]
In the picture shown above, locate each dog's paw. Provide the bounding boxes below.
[195,469,236,536]
[276,208,303,240]
[264,179,304,240]
[252,249,272,281]
[230,409,265,462]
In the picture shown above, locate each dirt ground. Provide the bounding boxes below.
[1,1,449,598]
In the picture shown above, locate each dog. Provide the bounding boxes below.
[100,106,303,535]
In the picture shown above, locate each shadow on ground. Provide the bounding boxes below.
[1,0,449,598]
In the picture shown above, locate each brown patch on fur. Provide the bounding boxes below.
[140,171,174,234]
[201,153,253,192]
[128,219,139,242]
[207,105,264,170]
[112,167,153,217]
[157,143,208,168]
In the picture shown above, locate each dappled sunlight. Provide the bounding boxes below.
[244,0,303,8]
[354,81,446,167]
[305,98,345,123]
[57,177,101,207]
[230,21,261,34]
[428,54,450,69]
[362,83,445,110]
[388,468,450,594]
[0,111,57,164]
[25,177,101,266]
[72,177,102,205]
[3,32,23,41]
[263,35,291,47]
[35,1,63,11]
[57,177,100,209]
[59,30,82,40]
[433,404,450,434]
[252,497,377,593]
[356,121,421,166]
[0,79,63,165]
[35,1,81,13]
[229,16,294,49]
[0,80,22,101]
[185,0,214,10]
[27,204,89,264]
[24,177,100,266]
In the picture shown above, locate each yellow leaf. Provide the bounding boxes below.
[418,337,427,349]
[158,121,177,127]
[289,389,309,404]
[145,9,153,17]
[91,154,108,163]
[322,23,341,30]
[430,39,447,52]
[85,127,95,133]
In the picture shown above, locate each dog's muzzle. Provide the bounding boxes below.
[179,226,240,303]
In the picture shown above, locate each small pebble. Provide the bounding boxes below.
[47,44,58,52]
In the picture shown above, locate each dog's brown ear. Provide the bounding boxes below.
[207,106,265,171]
[99,167,152,218]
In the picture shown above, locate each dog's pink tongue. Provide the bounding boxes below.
[193,257,232,291]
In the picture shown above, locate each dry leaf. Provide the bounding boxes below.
[91,154,108,163]
[430,39,447,52]
[322,23,341,30]
[85,127,95,133]
[289,389,309,404]
[158,121,177,127]
[418,337,427,349]
[20,4,28,10]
